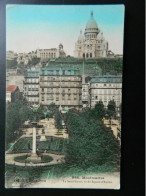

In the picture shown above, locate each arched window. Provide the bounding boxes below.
[90,53,92,58]
[86,53,88,58]
[83,53,85,58]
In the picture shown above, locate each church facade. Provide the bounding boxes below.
[74,11,108,59]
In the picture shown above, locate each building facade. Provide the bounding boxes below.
[74,11,108,59]
[23,66,122,111]
[36,43,66,61]
[23,68,40,104]
[17,51,37,65]
[90,75,122,110]
[39,66,82,110]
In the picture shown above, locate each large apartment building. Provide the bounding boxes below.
[39,66,82,110]
[90,75,122,109]
[23,68,40,104]
[23,65,122,111]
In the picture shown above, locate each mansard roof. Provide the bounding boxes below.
[90,75,122,83]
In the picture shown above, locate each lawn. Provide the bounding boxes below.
[8,137,67,155]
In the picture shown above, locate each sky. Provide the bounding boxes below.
[6,4,125,56]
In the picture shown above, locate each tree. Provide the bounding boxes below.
[91,101,105,119]
[6,59,17,69]
[28,57,41,66]
[48,103,57,117]
[65,110,120,169]
[54,109,62,131]
[6,100,32,148]
[106,100,116,121]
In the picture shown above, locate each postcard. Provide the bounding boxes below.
[5,4,124,189]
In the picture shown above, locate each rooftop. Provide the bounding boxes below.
[6,85,18,92]
[90,75,122,83]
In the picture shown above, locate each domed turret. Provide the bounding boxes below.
[78,30,84,41]
[85,11,100,38]
[86,11,98,29]
[98,32,105,40]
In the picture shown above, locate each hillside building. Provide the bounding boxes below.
[74,11,108,59]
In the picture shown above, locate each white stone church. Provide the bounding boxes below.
[74,11,109,59]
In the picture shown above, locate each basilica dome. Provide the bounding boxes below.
[85,11,98,29]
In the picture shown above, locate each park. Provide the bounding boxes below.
[5,100,120,188]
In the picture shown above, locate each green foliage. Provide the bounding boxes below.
[28,104,57,120]
[47,103,57,117]
[107,100,116,119]
[49,58,123,74]
[65,110,120,169]
[6,101,32,148]
[6,59,17,69]
[14,155,53,163]
[91,101,105,119]
[54,109,62,130]
[28,57,41,66]
[9,137,66,155]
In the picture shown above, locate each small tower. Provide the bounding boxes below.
[91,10,93,18]
[59,43,63,50]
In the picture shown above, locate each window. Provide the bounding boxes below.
[68,89,71,93]
[56,96,59,101]
[62,70,65,75]
[42,88,44,92]
[95,96,98,99]
[68,94,71,100]
[104,84,106,86]
[62,94,65,100]
[41,96,44,101]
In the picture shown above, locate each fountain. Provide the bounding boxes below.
[11,105,53,165]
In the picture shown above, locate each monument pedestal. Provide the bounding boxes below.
[29,153,41,161]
